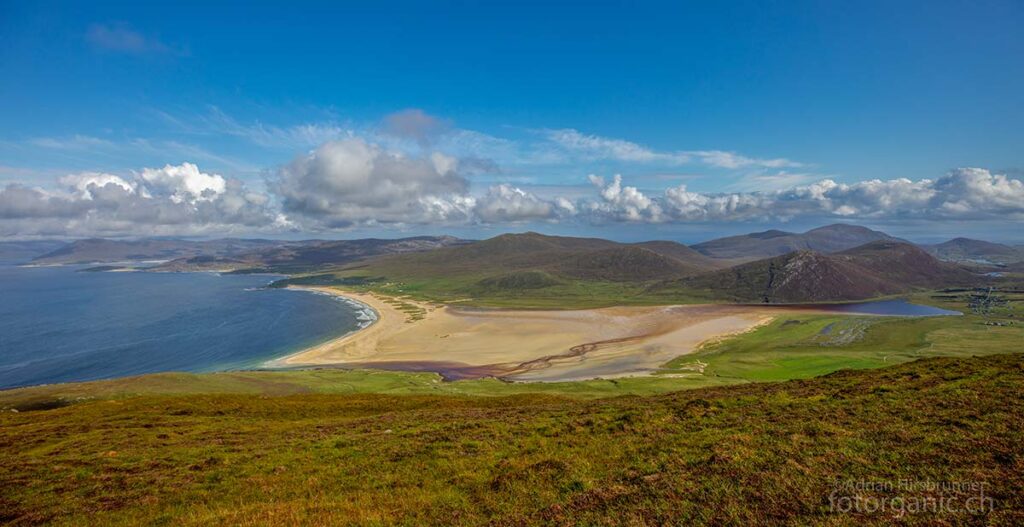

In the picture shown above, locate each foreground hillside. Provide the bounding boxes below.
[2,353,1022,525]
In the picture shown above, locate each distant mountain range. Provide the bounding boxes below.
[17,223,1023,303]
[29,238,281,265]
[26,223,1024,269]
[922,237,1024,266]
[0,240,67,264]
[152,236,469,272]
[331,229,998,303]
[28,236,468,270]
[691,224,904,259]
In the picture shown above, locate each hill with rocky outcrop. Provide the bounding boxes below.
[658,241,979,303]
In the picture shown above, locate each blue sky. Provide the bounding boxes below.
[1,0,1023,243]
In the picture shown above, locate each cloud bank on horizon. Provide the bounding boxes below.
[3,3,1022,241]
[2,109,1022,239]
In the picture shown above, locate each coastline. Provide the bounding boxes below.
[0,267,373,390]
[264,286,406,367]
[269,287,790,382]
[269,289,949,382]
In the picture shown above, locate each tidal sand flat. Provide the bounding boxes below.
[280,288,963,382]
[279,286,824,381]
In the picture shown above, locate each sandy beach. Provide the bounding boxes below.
[274,286,795,381]
[267,287,403,366]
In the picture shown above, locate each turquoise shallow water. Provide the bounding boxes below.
[0,265,361,390]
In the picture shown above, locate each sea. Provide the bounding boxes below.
[0,264,366,390]
[0,260,961,390]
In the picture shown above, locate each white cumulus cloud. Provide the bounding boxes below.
[274,138,471,227]
[579,168,1024,224]
[3,158,1021,237]
[584,174,664,222]
[0,163,278,237]
[59,172,137,198]
[140,162,227,202]
[474,184,559,223]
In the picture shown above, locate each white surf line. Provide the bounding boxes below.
[260,286,380,368]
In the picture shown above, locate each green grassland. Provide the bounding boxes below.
[663,314,1019,382]
[0,369,745,412]
[661,291,1023,382]
[2,354,1023,525]
[2,286,1023,524]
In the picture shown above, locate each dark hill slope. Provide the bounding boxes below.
[629,240,729,270]
[357,232,715,282]
[547,246,702,281]
[670,250,904,303]
[690,229,796,260]
[834,240,976,287]
[658,241,980,303]
[800,224,903,253]
[692,224,901,259]
[358,232,619,276]
[475,270,566,291]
